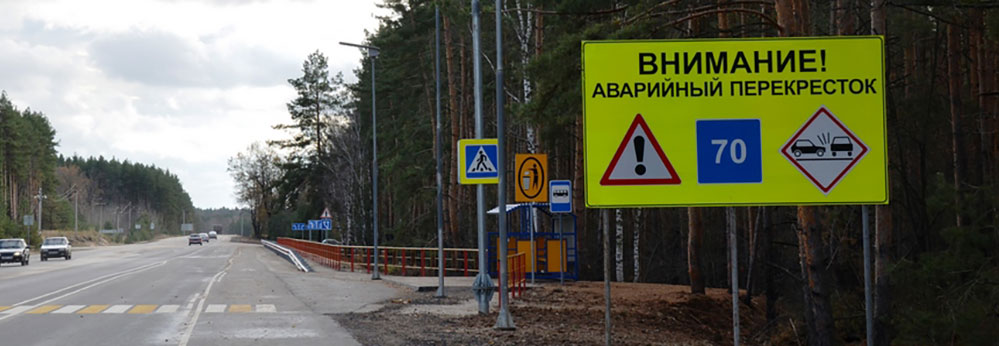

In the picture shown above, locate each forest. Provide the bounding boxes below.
[1,92,196,244]
[226,0,999,344]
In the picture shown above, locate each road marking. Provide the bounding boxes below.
[255,304,276,313]
[228,304,252,313]
[0,306,9,313]
[52,305,86,314]
[26,305,62,314]
[103,305,132,314]
[178,247,237,346]
[77,305,109,314]
[128,305,158,314]
[0,260,167,323]
[1,306,35,315]
[11,261,165,307]
[155,305,179,313]
[205,304,226,313]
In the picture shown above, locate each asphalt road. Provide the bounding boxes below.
[0,235,399,345]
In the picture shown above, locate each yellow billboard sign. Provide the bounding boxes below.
[582,37,888,207]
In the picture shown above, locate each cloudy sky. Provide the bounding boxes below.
[0,0,386,208]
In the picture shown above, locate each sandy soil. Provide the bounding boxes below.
[334,281,767,345]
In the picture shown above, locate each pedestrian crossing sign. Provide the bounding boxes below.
[458,139,499,184]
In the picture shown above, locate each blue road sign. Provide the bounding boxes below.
[292,223,306,231]
[307,219,332,231]
[549,180,572,213]
[696,119,763,184]
[458,139,499,184]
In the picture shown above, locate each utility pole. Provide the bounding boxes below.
[494,0,514,330]
[469,0,495,316]
[34,188,47,243]
[74,190,78,232]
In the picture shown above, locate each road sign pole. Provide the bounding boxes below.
[494,0,514,330]
[470,0,494,316]
[434,6,446,298]
[727,207,740,346]
[559,215,564,286]
[602,209,612,345]
[862,205,873,344]
[371,46,380,281]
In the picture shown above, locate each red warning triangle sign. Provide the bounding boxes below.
[600,114,681,186]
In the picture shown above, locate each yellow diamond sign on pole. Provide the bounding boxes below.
[582,37,888,208]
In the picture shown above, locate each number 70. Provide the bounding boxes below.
[711,139,748,164]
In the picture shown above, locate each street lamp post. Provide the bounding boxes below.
[33,188,47,245]
[340,41,381,280]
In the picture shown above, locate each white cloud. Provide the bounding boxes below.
[0,0,385,208]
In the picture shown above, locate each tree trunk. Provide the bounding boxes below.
[797,207,838,345]
[443,15,461,244]
[687,207,705,294]
[615,208,624,282]
[633,208,641,282]
[948,23,967,228]
[871,2,894,345]
[778,1,839,343]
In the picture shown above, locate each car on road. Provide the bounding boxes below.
[200,233,210,243]
[189,234,203,246]
[208,231,218,239]
[791,139,825,157]
[0,238,30,266]
[321,238,341,245]
[40,236,71,261]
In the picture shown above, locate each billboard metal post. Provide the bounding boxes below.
[727,207,740,346]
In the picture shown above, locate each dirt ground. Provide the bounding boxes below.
[334,281,767,345]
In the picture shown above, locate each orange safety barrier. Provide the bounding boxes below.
[276,237,478,277]
[499,252,527,301]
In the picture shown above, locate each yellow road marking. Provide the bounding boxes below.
[228,304,252,313]
[77,305,110,314]
[128,305,158,314]
[0,306,10,313]
[26,305,62,314]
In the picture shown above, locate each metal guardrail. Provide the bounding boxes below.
[262,240,311,272]
[277,237,477,277]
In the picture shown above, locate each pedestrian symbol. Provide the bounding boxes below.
[458,139,499,184]
[468,147,497,174]
[781,106,869,194]
[601,114,680,185]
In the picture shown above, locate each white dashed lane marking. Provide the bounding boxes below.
[155,305,179,313]
[52,305,86,314]
[102,305,132,314]
[204,304,227,313]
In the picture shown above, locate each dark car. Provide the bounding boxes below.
[830,136,853,156]
[41,236,71,261]
[188,234,203,246]
[0,238,30,266]
[791,139,825,157]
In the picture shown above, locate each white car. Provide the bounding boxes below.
[200,233,210,243]
[208,231,218,239]
[41,237,72,261]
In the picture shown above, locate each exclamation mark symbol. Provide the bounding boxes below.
[634,136,646,175]
[820,49,826,72]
